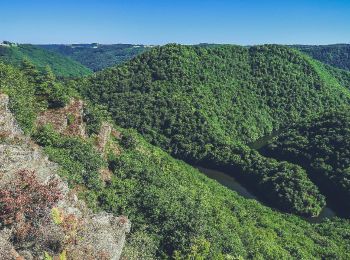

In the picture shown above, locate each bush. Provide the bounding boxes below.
[0,62,37,133]
[120,132,137,149]
[83,102,111,136]
[0,170,62,242]
[34,125,105,189]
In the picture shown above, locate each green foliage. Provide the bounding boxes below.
[294,44,350,71]
[38,43,151,71]
[23,120,350,258]
[44,252,53,260]
[263,111,350,217]
[206,144,325,216]
[36,65,70,108]
[78,44,350,216]
[173,237,211,260]
[33,124,105,190]
[83,102,111,136]
[0,62,37,133]
[21,58,41,84]
[3,43,350,259]
[120,131,138,149]
[81,44,350,154]
[51,207,63,225]
[325,64,350,90]
[0,60,76,132]
[95,129,350,259]
[66,114,75,126]
[0,44,92,77]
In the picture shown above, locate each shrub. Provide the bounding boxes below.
[34,125,105,189]
[67,113,75,126]
[83,102,111,136]
[34,124,61,146]
[120,132,137,149]
[0,170,62,242]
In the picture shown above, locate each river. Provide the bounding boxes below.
[197,166,336,223]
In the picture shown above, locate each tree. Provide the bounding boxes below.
[21,58,40,85]
[36,65,69,108]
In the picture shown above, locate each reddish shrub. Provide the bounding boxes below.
[0,170,62,242]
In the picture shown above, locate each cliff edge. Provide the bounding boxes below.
[0,94,130,260]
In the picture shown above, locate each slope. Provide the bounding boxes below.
[38,43,152,71]
[294,44,350,71]
[80,44,350,156]
[2,60,350,259]
[0,42,92,77]
[78,44,350,216]
[0,94,130,259]
[261,111,350,217]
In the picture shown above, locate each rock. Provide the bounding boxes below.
[97,122,112,152]
[0,229,15,260]
[81,213,131,260]
[0,94,130,259]
[0,93,23,139]
[36,99,87,138]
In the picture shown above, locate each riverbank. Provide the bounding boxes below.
[197,166,336,223]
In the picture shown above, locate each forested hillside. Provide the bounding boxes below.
[38,43,152,71]
[78,44,350,216]
[262,111,350,217]
[294,44,350,71]
[1,60,350,259]
[0,42,92,77]
[325,65,350,89]
[80,44,350,154]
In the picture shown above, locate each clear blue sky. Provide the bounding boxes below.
[1,0,350,45]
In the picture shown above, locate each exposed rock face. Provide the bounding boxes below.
[82,214,130,260]
[0,94,130,259]
[96,122,122,152]
[0,94,23,139]
[36,99,87,138]
[97,122,113,152]
[96,122,121,184]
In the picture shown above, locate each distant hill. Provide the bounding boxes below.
[38,43,153,71]
[0,42,92,77]
[293,44,350,71]
[80,44,350,158]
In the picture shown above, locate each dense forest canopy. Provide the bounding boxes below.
[262,111,350,217]
[294,44,350,71]
[80,44,350,153]
[1,59,350,259]
[77,44,350,216]
[38,43,152,71]
[0,42,92,77]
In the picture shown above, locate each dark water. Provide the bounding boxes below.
[197,167,257,199]
[247,131,337,221]
[197,166,336,223]
[306,207,335,223]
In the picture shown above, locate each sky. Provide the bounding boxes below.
[1,0,350,45]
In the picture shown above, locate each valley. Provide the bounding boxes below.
[197,163,337,224]
[1,42,350,259]
[2,0,350,258]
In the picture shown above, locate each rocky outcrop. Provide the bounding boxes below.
[0,94,130,259]
[97,122,113,152]
[0,94,23,139]
[96,122,122,153]
[36,99,87,138]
